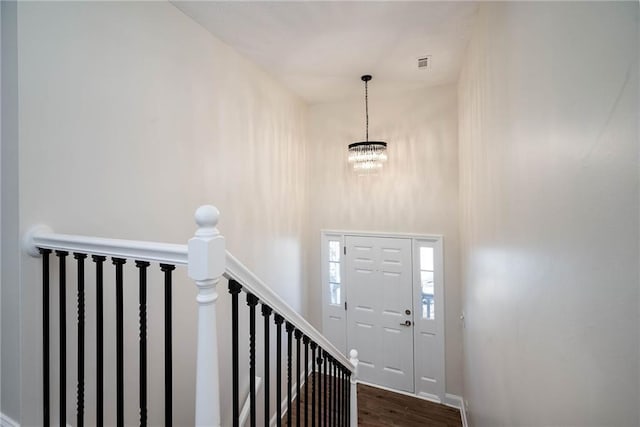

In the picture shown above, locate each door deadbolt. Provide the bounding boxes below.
[400,320,412,327]
[405,309,411,315]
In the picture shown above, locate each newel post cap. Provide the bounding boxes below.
[194,205,220,236]
[349,348,359,379]
[188,205,225,281]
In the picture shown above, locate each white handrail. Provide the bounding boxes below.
[225,252,354,372]
[23,225,188,265]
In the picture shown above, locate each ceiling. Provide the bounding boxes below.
[172,1,478,104]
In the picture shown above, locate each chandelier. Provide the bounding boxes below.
[348,75,387,171]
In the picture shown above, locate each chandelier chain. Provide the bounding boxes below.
[365,79,369,142]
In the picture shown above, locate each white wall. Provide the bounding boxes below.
[1,0,20,421]
[11,1,307,425]
[458,2,639,426]
[306,84,463,396]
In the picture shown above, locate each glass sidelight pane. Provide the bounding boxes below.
[330,283,341,305]
[420,268,435,320]
[421,271,434,295]
[328,240,342,305]
[329,262,341,284]
[329,240,341,262]
[420,247,434,271]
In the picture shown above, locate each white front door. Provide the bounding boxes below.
[345,235,414,392]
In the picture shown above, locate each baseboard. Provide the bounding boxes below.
[239,376,263,427]
[444,394,468,427]
[0,413,19,427]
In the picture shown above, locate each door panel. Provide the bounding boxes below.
[346,236,414,392]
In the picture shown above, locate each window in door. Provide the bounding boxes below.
[328,240,342,305]
[419,246,435,320]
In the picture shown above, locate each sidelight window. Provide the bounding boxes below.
[328,240,341,305]
[419,246,435,320]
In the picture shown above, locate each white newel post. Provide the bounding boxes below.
[349,349,359,426]
[188,205,226,427]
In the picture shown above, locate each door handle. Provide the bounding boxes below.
[400,320,412,327]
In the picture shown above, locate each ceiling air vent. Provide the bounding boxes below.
[417,55,432,70]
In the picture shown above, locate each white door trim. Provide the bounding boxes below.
[322,229,443,240]
[320,230,446,402]
[412,237,445,402]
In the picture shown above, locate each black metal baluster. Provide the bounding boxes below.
[310,343,317,427]
[74,253,87,427]
[295,330,302,427]
[328,355,332,427]
[327,355,334,427]
[160,263,175,427]
[112,257,126,427]
[247,293,259,427]
[228,281,242,427]
[262,305,272,427]
[319,352,323,427]
[338,367,341,427]
[338,368,342,427]
[317,353,323,427]
[349,369,352,427]
[336,365,340,427]
[331,357,335,427]
[346,369,350,427]
[136,261,150,427]
[322,351,327,427]
[336,362,340,427]
[275,314,284,427]
[286,322,294,426]
[320,350,327,427]
[303,336,309,427]
[328,357,333,427]
[56,250,69,427]
[332,360,337,427]
[343,368,347,427]
[341,368,345,427]
[92,255,106,427]
[331,357,338,426]
[40,248,52,427]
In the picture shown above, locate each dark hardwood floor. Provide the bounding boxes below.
[283,374,462,427]
[357,383,462,427]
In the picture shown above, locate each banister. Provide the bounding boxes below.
[23,225,189,265]
[24,205,357,426]
[24,226,355,372]
[225,251,354,372]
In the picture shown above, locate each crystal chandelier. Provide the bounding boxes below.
[348,75,387,171]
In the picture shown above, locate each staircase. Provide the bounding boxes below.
[24,205,359,426]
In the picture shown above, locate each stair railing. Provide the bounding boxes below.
[24,205,358,426]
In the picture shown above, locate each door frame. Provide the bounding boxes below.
[320,230,446,402]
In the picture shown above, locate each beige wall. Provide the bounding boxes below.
[12,1,307,425]
[306,84,463,396]
[458,2,639,426]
